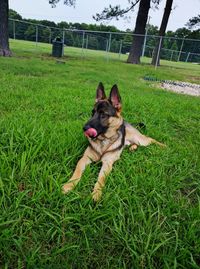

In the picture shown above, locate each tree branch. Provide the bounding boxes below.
[49,0,75,8]
[93,0,141,21]
[186,14,200,29]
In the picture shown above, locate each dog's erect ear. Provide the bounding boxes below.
[109,84,121,110]
[96,82,106,102]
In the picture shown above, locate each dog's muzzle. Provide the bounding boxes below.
[83,125,97,138]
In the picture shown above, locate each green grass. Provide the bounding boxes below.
[0,39,200,268]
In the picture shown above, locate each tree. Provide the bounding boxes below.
[9,9,22,20]
[186,14,200,29]
[151,0,174,66]
[94,0,160,64]
[0,0,12,56]
[127,0,151,64]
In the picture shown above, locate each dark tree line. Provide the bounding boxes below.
[9,9,200,62]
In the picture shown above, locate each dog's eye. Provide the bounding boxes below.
[100,113,108,119]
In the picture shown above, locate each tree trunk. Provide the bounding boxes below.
[0,0,12,56]
[127,0,150,64]
[151,0,173,66]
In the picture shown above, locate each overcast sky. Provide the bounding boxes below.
[9,0,200,31]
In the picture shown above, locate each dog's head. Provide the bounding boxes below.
[83,82,123,139]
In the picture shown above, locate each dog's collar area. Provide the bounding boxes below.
[116,120,126,151]
[88,121,125,157]
[118,121,125,135]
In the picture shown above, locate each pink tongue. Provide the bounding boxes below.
[84,128,97,138]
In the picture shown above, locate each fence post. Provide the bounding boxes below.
[118,40,122,59]
[155,36,163,70]
[142,40,146,58]
[86,34,89,50]
[177,37,185,62]
[62,30,65,43]
[36,26,38,47]
[81,31,85,57]
[49,28,51,44]
[142,16,151,57]
[107,33,112,61]
[62,30,65,56]
[185,52,190,62]
[13,20,16,40]
[170,50,174,61]
[105,39,109,59]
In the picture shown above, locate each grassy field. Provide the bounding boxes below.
[0,39,200,268]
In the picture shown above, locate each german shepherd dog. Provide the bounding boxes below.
[62,82,164,201]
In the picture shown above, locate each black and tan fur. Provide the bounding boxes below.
[62,83,165,201]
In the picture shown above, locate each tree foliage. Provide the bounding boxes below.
[186,14,200,29]
[93,1,140,21]
[9,9,22,20]
[49,0,75,8]
[93,0,160,21]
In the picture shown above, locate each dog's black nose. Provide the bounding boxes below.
[83,125,91,132]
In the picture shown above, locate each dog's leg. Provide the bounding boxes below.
[129,144,138,151]
[62,147,98,194]
[132,135,165,147]
[125,123,165,147]
[92,161,113,202]
[146,137,166,147]
[92,151,122,201]
[62,156,91,194]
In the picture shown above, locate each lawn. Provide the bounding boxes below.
[0,39,200,268]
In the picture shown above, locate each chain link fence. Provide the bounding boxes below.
[9,18,200,65]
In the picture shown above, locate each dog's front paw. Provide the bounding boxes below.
[92,188,102,202]
[62,181,75,194]
[129,144,138,151]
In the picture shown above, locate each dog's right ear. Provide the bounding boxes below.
[96,82,106,102]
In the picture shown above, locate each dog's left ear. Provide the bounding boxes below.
[109,84,122,110]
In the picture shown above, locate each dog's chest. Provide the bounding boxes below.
[89,134,122,156]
